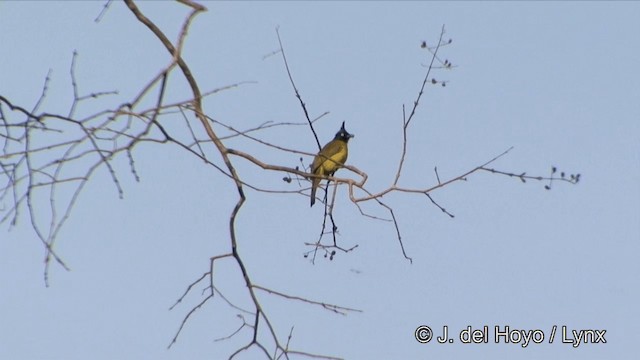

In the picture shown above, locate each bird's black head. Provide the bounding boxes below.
[334,121,354,142]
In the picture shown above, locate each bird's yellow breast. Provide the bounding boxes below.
[312,140,348,176]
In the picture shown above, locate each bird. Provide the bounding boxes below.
[310,121,354,207]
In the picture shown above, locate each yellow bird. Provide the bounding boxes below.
[310,122,354,207]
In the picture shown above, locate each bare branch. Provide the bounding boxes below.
[394,25,447,186]
[275,27,321,150]
[253,284,362,316]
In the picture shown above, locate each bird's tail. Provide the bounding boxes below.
[310,177,320,207]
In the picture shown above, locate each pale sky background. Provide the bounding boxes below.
[1,2,639,359]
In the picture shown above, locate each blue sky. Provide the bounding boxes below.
[1,2,638,359]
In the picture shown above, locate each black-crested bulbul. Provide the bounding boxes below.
[310,122,354,207]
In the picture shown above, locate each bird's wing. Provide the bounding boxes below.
[320,141,347,174]
[311,151,325,174]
